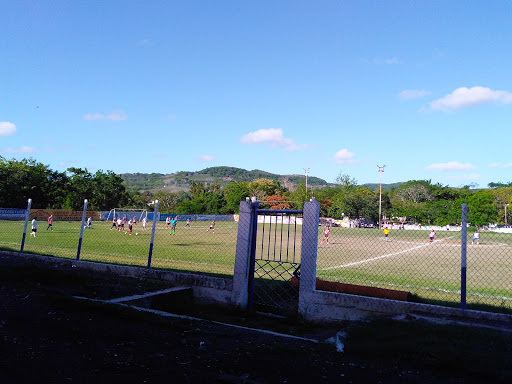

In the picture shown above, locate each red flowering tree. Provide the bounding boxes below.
[263,195,291,210]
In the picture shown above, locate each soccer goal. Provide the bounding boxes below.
[105,208,148,222]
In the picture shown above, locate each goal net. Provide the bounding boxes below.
[105,208,148,222]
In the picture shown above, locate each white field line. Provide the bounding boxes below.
[319,235,457,271]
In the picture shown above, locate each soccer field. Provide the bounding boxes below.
[1,220,512,311]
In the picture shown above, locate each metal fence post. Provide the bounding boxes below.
[76,199,88,260]
[461,203,468,310]
[147,200,159,269]
[20,198,32,254]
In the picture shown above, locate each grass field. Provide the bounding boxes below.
[1,219,512,312]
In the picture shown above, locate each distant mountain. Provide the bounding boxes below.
[122,166,330,192]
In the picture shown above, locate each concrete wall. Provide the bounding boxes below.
[0,251,233,307]
[2,250,512,327]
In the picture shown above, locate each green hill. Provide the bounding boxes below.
[122,167,329,192]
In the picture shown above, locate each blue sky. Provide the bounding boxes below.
[1,1,512,188]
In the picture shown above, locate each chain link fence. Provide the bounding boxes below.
[316,222,512,311]
[2,200,512,313]
[0,202,238,278]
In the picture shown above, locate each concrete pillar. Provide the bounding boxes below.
[298,197,320,317]
[231,198,253,309]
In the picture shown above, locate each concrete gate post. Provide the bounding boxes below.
[231,198,253,309]
[299,198,320,318]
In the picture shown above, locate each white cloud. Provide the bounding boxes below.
[333,149,357,164]
[240,128,305,151]
[0,146,37,154]
[425,161,475,172]
[398,89,431,100]
[0,122,16,136]
[430,86,512,111]
[199,155,215,162]
[488,162,512,168]
[83,110,127,121]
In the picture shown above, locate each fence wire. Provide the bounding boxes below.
[2,202,512,314]
[316,225,512,311]
[0,213,238,278]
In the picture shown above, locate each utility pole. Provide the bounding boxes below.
[303,168,310,198]
[377,165,386,229]
[506,203,509,226]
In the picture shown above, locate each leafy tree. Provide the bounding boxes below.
[248,179,280,201]
[464,190,498,227]
[490,187,512,225]
[390,180,434,204]
[63,168,94,210]
[329,186,377,220]
[0,157,69,208]
[189,182,206,199]
[154,191,181,213]
[131,191,155,210]
[89,170,130,210]
[335,172,358,189]
[223,181,251,213]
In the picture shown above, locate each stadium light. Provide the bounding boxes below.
[377,165,386,229]
[303,168,310,198]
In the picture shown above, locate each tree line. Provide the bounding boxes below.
[0,157,130,211]
[2,158,512,226]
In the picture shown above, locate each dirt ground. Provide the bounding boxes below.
[0,262,509,383]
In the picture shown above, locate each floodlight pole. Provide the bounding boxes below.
[506,204,509,226]
[303,168,310,199]
[377,165,386,229]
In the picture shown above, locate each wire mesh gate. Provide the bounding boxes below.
[248,205,303,315]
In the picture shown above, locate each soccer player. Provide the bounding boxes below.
[132,216,137,226]
[321,225,331,244]
[170,216,177,235]
[207,220,215,233]
[47,215,53,231]
[142,217,147,231]
[117,217,122,231]
[429,229,436,243]
[185,218,190,228]
[127,219,133,235]
[472,229,480,245]
[31,217,37,237]
[166,216,171,228]
[383,227,390,241]
[111,217,117,230]
[87,217,93,229]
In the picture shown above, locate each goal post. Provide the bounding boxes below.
[105,208,148,222]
